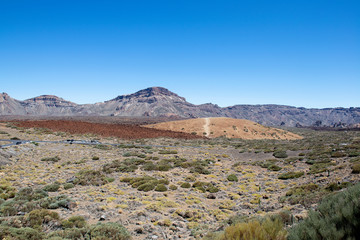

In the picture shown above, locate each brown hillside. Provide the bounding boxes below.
[143,117,303,140]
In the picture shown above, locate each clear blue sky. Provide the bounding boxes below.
[1,0,359,108]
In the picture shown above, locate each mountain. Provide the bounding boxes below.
[0,93,26,115]
[0,87,359,127]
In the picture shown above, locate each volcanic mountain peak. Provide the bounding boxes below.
[0,92,11,102]
[24,95,77,107]
[109,87,186,102]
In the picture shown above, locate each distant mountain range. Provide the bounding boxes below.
[1,87,359,127]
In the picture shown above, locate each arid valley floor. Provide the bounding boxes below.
[0,119,359,239]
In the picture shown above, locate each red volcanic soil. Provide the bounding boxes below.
[12,120,204,140]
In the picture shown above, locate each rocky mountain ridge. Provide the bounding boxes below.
[1,87,360,127]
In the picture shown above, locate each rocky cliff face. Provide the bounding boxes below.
[0,87,359,127]
[0,93,26,115]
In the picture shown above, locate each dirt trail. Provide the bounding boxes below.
[203,118,210,137]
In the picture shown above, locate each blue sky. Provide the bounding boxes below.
[1,0,359,108]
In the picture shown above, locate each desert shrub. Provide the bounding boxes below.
[188,160,211,174]
[227,174,238,182]
[15,187,48,202]
[0,225,43,240]
[73,169,109,186]
[48,222,130,240]
[181,182,191,188]
[331,151,347,158]
[192,181,219,193]
[169,184,178,190]
[142,162,158,171]
[158,164,172,171]
[61,216,87,229]
[103,159,144,173]
[288,183,360,240]
[158,150,178,154]
[273,150,288,158]
[158,179,169,185]
[281,183,321,206]
[309,161,336,174]
[89,222,131,240]
[278,171,304,179]
[137,182,156,192]
[92,156,100,160]
[123,152,146,158]
[25,209,60,229]
[41,156,60,162]
[63,183,74,190]
[0,184,16,200]
[268,164,282,171]
[0,187,60,217]
[352,163,360,173]
[39,195,71,209]
[205,217,287,240]
[253,159,278,168]
[43,182,60,192]
[155,184,167,192]
[120,176,168,192]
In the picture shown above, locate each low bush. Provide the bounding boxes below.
[268,164,282,171]
[278,171,304,179]
[205,217,287,240]
[288,183,360,240]
[158,150,178,154]
[43,182,60,192]
[120,176,168,192]
[227,174,238,182]
[309,162,336,174]
[331,151,347,158]
[282,183,321,206]
[61,216,87,229]
[180,182,191,188]
[41,156,60,162]
[73,169,109,186]
[89,222,131,240]
[25,209,60,229]
[63,183,74,190]
[155,184,167,192]
[273,151,288,158]
[0,225,43,240]
[103,159,145,173]
[352,163,360,173]
[169,184,178,190]
[192,181,219,193]
[0,184,16,200]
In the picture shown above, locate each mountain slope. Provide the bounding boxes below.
[0,93,26,115]
[0,87,359,127]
